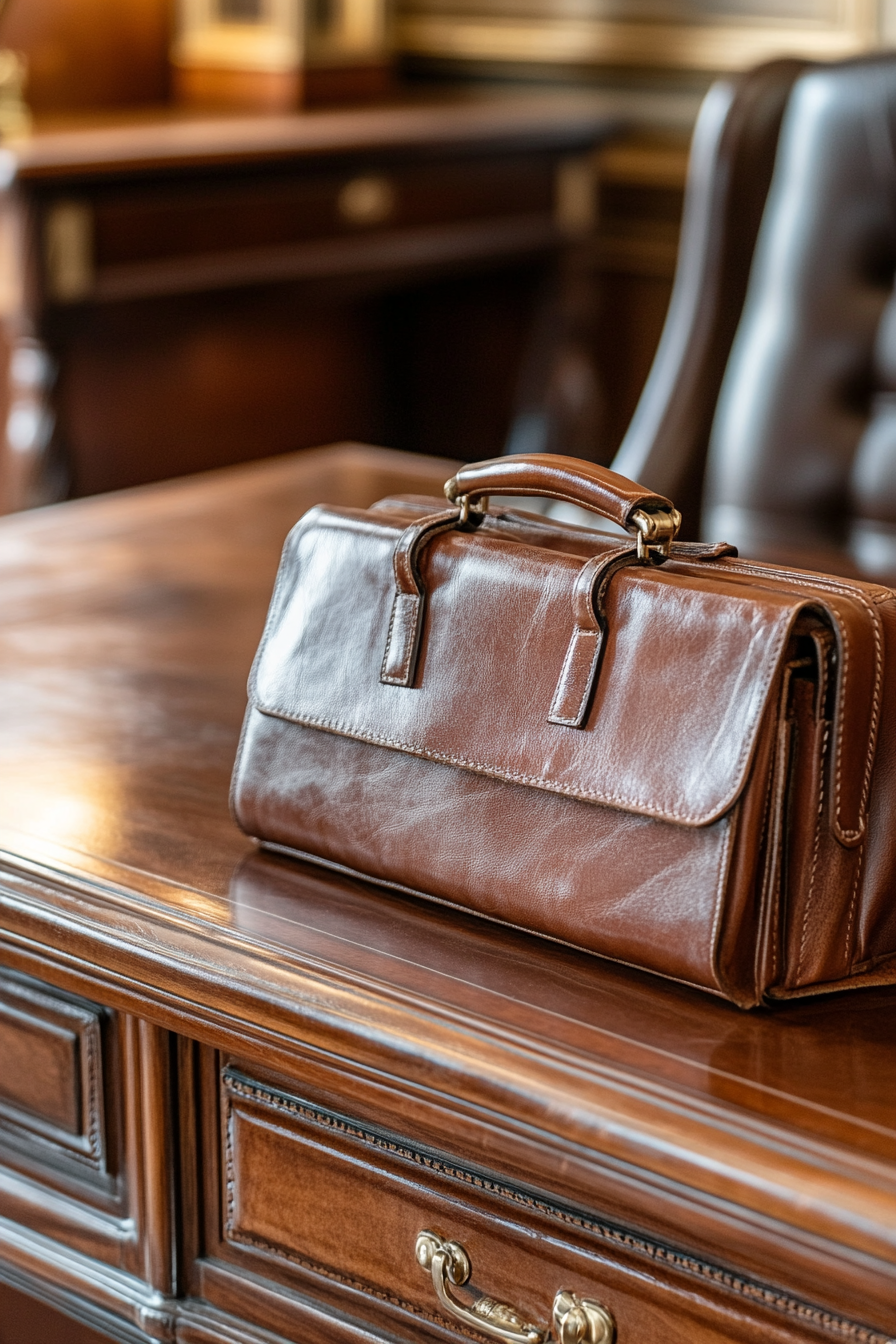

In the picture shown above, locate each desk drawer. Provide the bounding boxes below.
[0,968,107,1179]
[199,1064,859,1344]
[0,962,175,1310]
[41,150,566,304]
[89,153,558,262]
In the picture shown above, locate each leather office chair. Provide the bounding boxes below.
[618,53,896,581]
[612,57,807,532]
[702,54,896,579]
[507,58,808,533]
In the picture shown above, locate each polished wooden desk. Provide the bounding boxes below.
[0,445,894,1344]
[0,92,618,514]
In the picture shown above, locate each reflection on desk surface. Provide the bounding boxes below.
[0,444,893,1176]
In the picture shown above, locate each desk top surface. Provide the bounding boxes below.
[0,447,893,1330]
[0,89,621,183]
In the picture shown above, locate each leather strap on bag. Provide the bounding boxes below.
[381,508,462,686]
[548,547,663,728]
[380,455,734,718]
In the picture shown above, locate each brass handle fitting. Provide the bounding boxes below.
[628,505,682,560]
[415,1230,615,1344]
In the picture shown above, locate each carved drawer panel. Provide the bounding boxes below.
[41,151,563,305]
[0,968,105,1174]
[200,1064,871,1344]
[0,965,178,1331]
[87,153,557,262]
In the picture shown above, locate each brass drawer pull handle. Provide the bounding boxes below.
[415,1230,615,1344]
[337,174,396,226]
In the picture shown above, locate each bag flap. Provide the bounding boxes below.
[249,507,816,828]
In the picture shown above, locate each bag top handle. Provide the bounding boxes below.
[445,454,681,559]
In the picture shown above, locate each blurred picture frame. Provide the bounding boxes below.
[396,0,877,73]
[172,0,392,109]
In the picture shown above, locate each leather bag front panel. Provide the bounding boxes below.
[233,709,741,994]
[249,508,809,827]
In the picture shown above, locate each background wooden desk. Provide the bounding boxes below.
[0,446,893,1344]
[0,93,618,514]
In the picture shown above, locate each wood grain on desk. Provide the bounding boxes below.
[0,447,892,1344]
[4,92,621,179]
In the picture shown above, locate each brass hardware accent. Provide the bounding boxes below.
[628,505,681,560]
[44,201,94,303]
[0,48,29,141]
[444,476,488,525]
[415,1230,616,1344]
[555,155,597,236]
[416,1230,543,1344]
[552,1291,615,1344]
[337,174,396,226]
[444,474,460,502]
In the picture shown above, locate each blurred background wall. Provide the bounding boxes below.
[0,0,894,513]
[1,0,170,111]
[8,0,896,116]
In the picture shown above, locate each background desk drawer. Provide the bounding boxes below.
[41,150,564,306]
[0,967,107,1179]
[0,959,177,1322]
[196,1063,863,1344]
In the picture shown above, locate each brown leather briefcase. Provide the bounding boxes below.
[231,454,896,1007]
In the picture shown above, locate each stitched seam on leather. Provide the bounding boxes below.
[253,693,791,826]
[548,631,584,724]
[844,844,865,971]
[832,608,858,842]
[838,598,881,842]
[796,722,828,983]
[755,728,785,994]
[549,630,600,726]
[222,1073,892,1344]
[380,592,402,682]
[550,546,633,726]
[755,766,774,992]
[381,592,419,686]
[708,810,735,992]
[701,561,882,841]
[572,633,602,723]
[257,528,879,836]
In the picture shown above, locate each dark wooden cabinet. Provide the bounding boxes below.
[0,446,893,1344]
[0,93,617,513]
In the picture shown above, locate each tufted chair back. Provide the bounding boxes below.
[703,55,896,578]
[612,58,807,533]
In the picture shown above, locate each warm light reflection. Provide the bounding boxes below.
[0,759,125,860]
[0,758,237,925]
[171,887,236,922]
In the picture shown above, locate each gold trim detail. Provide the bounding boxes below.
[396,6,877,72]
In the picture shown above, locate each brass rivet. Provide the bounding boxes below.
[337,174,395,226]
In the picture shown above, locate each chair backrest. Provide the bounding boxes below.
[702,55,896,578]
[612,58,807,536]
